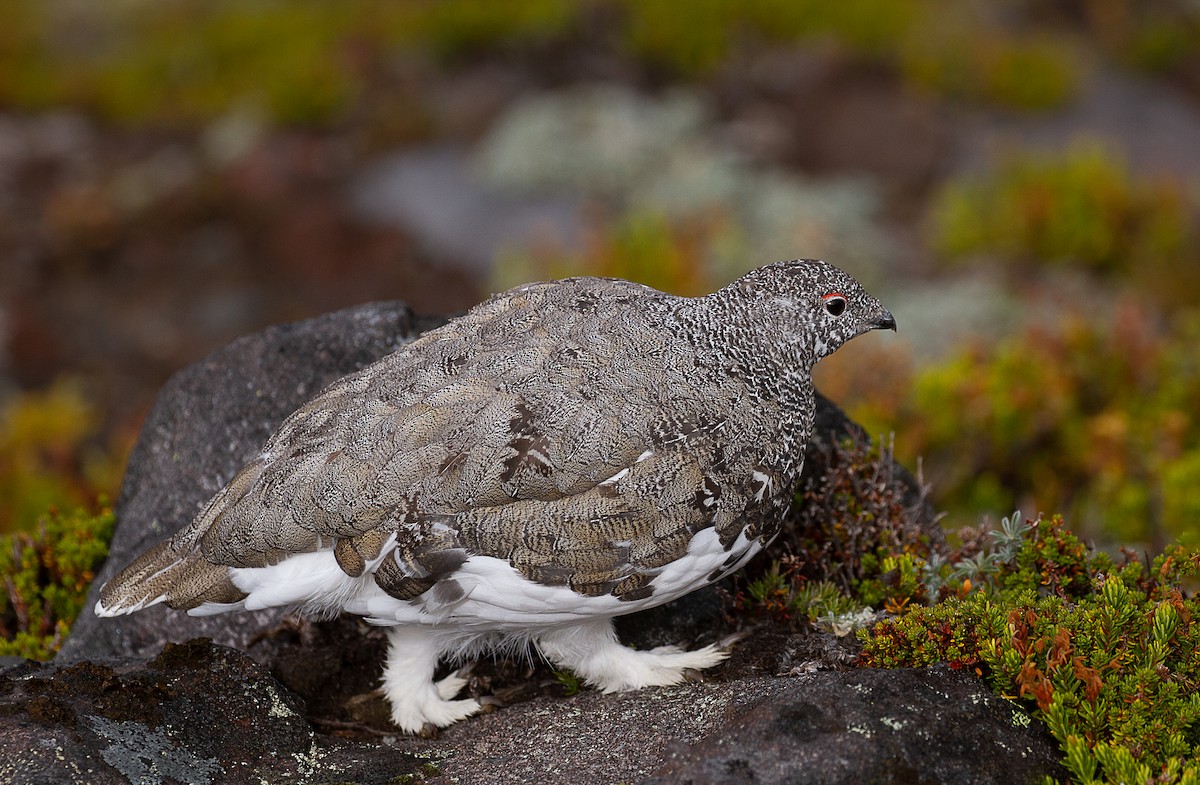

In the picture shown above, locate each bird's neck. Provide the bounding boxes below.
[673,291,817,480]
[676,289,814,397]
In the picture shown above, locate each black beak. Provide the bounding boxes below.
[874,308,897,332]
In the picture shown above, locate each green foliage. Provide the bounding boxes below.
[413,0,573,61]
[497,209,720,297]
[848,308,1200,546]
[92,4,362,126]
[860,513,1200,785]
[620,0,740,76]
[0,503,115,660]
[0,0,1088,129]
[0,383,126,662]
[554,668,581,697]
[861,594,1005,669]
[1075,0,1200,77]
[621,0,921,75]
[0,380,126,535]
[931,141,1199,291]
[900,24,1078,110]
[0,0,574,127]
[620,0,1078,109]
[999,514,1112,599]
[743,563,864,627]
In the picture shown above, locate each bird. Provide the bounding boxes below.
[96,259,895,734]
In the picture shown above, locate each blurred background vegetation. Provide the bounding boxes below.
[2,0,1200,650]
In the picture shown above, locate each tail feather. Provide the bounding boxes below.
[95,539,248,617]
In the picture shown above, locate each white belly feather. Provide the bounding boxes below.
[194,526,763,631]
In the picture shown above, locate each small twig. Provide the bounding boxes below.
[306,715,396,737]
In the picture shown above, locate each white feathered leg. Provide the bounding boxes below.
[536,617,729,693]
[381,626,480,733]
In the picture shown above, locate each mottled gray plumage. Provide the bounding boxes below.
[98,259,895,732]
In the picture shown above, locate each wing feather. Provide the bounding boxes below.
[100,277,759,613]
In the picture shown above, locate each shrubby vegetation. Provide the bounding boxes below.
[0,1,572,126]
[0,384,124,658]
[13,0,1197,128]
[624,0,1079,109]
[931,142,1200,303]
[847,309,1200,548]
[1079,0,1200,78]
[736,439,1200,785]
[742,471,1200,784]
[734,437,937,625]
[0,503,115,659]
[859,513,1200,785]
[827,138,1200,548]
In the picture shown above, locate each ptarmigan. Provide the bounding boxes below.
[97,260,895,733]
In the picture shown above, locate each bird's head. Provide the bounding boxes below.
[726,259,896,363]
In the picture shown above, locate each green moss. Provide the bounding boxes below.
[0,503,115,660]
[931,141,1199,290]
[860,514,1200,785]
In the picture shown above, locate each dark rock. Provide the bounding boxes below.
[393,665,1060,785]
[0,640,427,785]
[616,581,727,652]
[11,641,1064,785]
[645,666,1065,785]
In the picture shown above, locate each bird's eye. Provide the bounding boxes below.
[823,293,847,316]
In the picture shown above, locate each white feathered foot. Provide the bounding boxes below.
[381,618,731,733]
[381,627,481,734]
[535,617,730,693]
